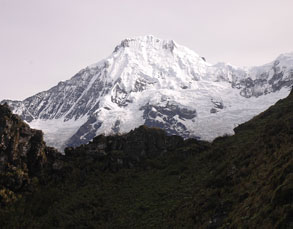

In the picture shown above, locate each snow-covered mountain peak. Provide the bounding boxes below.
[2,36,292,150]
[113,35,178,52]
[112,35,205,63]
[88,35,212,99]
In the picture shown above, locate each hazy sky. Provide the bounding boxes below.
[1,0,292,100]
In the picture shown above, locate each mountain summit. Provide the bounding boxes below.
[2,36,293,150]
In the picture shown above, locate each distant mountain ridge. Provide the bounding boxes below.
[2,35,293,150]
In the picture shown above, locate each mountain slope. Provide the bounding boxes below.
[0,103,60,206]
[168,88,293,228]
[0,89,292,228]
[2,36,293,150]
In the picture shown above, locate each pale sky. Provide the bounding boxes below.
[0,0,292,100]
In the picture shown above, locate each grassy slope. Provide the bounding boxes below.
[0,91,292,228]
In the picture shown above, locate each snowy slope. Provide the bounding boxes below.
[2,36,292,150]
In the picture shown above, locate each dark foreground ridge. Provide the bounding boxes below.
[0,90,292,228]
[0,103,60,205]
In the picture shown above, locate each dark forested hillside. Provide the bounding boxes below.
[0,90,292,228]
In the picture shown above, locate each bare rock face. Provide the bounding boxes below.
[0,104,60,205]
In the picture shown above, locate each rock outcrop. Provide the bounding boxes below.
[0,103,60,205]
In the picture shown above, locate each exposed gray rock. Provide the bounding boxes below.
[66,116,102,148]
[112,120,121,133]
[235,61,293,98]
[140,103,197,139]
